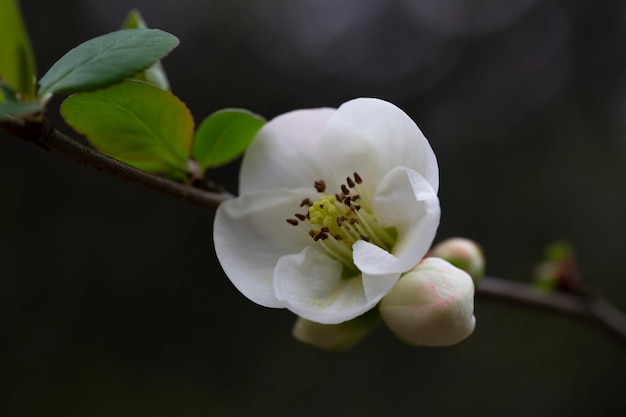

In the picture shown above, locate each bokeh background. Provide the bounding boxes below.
[1,0,626,415]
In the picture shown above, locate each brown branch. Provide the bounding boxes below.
[0,118,233,211]
[477,277,626,348]
[2,117,626,348]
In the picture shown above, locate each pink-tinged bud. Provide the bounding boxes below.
[292,310,381,351]
[430,237,485,284]
[380,257,476,347]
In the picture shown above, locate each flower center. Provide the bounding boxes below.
[287,173,397,270]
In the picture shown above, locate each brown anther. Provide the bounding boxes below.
[352,194,360,201]
[309,230,316,238]
[320,227,330,233]
[286,219,299,226]
[335,193,344,201]
[336,216,345,227]
[295,213,307,221]
[346,177,355,188]
[353,205,361,211]
[354,172,363,184]
[300,198,312,207]
[350,218,359,225]
[359,235,370,242]
[313,233,323,241]
[319,204,324,209]
[341,184,350,195]
[334,234,343,240]
[343,196,352,206]
[314,180,326,193]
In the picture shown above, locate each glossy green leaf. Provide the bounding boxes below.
[60,80,194,177]
[39,29,179,95]
[0,101,42,120]
[0,0,36,98]
[121,10,171,90]
[192,109,265,169]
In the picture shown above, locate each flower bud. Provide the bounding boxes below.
[430,237,485,284]
[380,257,476,347]
[292,309,381,351]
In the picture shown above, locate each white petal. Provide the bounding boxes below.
[361,271,402,303]
[323,98,439,192]
[273,247,378,324]
[214,188,313,308]
[239,107,336,195]
[354,166,440,275]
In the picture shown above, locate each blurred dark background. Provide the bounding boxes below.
[1,0,625,416]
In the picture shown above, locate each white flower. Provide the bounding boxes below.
[379,257,476,346]
[214,98,440,324]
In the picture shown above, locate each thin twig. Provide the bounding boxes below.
[477,277,626,348]
[1,118,626,347]
[0,118,233,211]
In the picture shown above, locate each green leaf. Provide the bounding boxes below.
[1,82,16,101]
[60,80,194,177]
[121,10,171,90]
[39,28,179,96]
[544,240,574,262]
[192,109,265,169]
[0,0,37,98]
[0,101,42,120]
[122,8,147,29]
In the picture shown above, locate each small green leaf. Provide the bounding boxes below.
[192,109,265,169]
[0,0,37,98]
[39,28,179,95]
[544,240,574,262]
[60,80,194,177]
[0,101,42,120]
[0,82,16,101]
[534,240,583,293]
[122,9,147,29]
[121,10,171,90]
